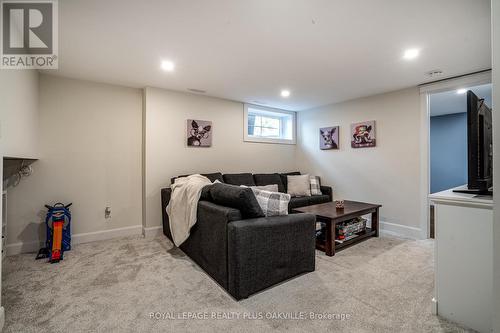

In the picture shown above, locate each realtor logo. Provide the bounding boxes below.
[1,0,58,69]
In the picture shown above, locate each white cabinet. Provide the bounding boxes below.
[430,186,493,333]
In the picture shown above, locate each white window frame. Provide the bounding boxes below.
[243,104,296,145]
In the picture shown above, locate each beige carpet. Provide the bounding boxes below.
[2,235,473,333]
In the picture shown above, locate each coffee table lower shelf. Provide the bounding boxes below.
[316,227,377,253]
[293,200,382,256]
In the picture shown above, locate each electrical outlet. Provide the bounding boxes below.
[105,206,111,219]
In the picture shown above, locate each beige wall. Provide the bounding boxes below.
[143,87,297,228]
[492,0,500,331]
[0,70,39,158]
[5,75,143,252]
[297,88,422,236]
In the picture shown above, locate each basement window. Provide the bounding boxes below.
[244,104,296,144]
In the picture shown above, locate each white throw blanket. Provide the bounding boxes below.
[166,174,212,246]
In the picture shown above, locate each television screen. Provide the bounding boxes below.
[466,90,493,193]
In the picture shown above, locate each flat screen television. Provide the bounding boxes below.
[453,90,493,196]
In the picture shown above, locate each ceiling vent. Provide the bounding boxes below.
[426,70,444,78]
[187,88,206,94]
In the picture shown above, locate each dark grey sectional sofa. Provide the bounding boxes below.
[161,171,332,300]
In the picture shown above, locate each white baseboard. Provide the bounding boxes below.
[142,226,163,238]
[6,224,143,256]
[4,220,422,256]
[5,240,43,256]
[379,221,422,240]
[71,225,142,244]
[431,297,438,315]
[0,306,4,332]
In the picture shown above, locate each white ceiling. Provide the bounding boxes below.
[48,0,491,111]
[430,84,492,117]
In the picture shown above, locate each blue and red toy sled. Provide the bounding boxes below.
[36,203,72,263]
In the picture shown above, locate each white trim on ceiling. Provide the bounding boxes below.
[419,70,492,94]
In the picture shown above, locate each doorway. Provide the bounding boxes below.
[420,72,492,238]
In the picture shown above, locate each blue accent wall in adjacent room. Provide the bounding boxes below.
[430,113,467,193]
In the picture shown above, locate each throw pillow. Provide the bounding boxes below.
[210,183,264,218]
[310,176,322,195]
[222,173,256,186]
[250,184,279,192]
[250,188,290,216]
[287,175,311,197]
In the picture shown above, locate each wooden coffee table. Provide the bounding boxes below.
[293,200,382,256]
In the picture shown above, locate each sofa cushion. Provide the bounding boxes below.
[203,172,224,183]
[171,172,223,184]
[308,194,330,205]
[223,173,256,186]
[280,172,301,192]
[253,173,285,193]
[288,196,311,210]
[210,183,264,218]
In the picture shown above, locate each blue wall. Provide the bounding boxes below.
[430,113,467,193]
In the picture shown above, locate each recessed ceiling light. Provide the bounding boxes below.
[161,60,175,72]
[281,90,291,98]
[456,88,467,94]
[403,48,419,60]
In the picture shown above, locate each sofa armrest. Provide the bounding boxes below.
[179,200,242,290]
[196,200,242,224]
[161,185,224,239]
[161,188,173,239]
[227,213,316,299]
[320,185,333,201]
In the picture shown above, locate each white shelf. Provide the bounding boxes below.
[429,185,493,209]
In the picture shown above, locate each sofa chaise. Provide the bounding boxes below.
[161,171,332,299]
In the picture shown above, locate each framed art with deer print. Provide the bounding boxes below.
[319,126,339,150]
[351,120,376,148]
[187,119,212,147]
